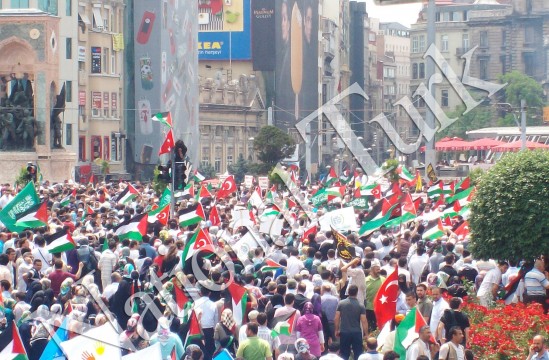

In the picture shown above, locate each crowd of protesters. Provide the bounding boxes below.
[0,174,547,360]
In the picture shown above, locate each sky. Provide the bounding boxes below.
[362,0,423,27]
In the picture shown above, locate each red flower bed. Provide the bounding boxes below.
[462,300,549,360]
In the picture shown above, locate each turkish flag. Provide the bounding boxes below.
[158,129,174,155]
[216,175,237,199]
[209,205,221,226]
[371,184,382,199]
[156,205,170,226]
[374,266,399,329]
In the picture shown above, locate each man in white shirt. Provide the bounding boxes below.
[32,236,52,275]
[406,325,438,360]
[429,287,449,342]
[409,246,429,285]
[195,286,219,360]
[439,327,465,360]
[501,259,519,287]
[477,261,508,307]
[286,248,304,278]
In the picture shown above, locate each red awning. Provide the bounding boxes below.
[492,140,549,152]
[462,138,505,151]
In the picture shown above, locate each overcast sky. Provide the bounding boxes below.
[362,0,423,27]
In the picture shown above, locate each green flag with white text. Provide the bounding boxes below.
[0,182,40,233]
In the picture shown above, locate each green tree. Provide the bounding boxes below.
[228,154,249,183]
[469,150,549,261]
[152,167,168,195]
[438,105,494,140]
[198,163,217,179]
[253,126,296,169]
[15,167,31,187]
[497,71,545,126]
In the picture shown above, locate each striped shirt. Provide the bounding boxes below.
[524,268,549,296]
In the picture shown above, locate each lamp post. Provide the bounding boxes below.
[496,101,527,150]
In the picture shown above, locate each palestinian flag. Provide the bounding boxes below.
[456,177,470,191]
[60,193,71,207]
[422,218,446,240]
[445,186,475,206]
[265,189,275,203]
[13,201,48,229]
[172,277,192,318]
[114,213,148,241]
[384,193,417,228]
[453,220,470,238]
[271,310,297,337]
[394,307,434,359]
[261,259,284,273]
[195,185,213,203]
[178,203,206,227]
[46,230,76,253]
[284,198,297,210]
[148,204,170,225]
[331,227,356,261]
[152,111,173,128]
[397,166,414,183]
[327,186,345,202]
[184,310,202,347]
[181,228,213,262]
[0,322,28,360]
[158,129,175,155]
[303,175,310,187]
[427,182,453,199]
[177,183,195,200]
[359,201,399,235]
[192,170,205,183]
[117,183,138,204]
[325,167,337,186]
[227,282,248,325]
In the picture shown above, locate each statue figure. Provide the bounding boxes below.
[16,109,36,150]
[0,111,17,150]
[51,84,66,149]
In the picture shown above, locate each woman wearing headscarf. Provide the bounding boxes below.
[111,264,137,330]
[161,244,180,277]
[214,308,238,357]
[295,302,324,357]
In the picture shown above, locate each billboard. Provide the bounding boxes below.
[133,0,199,165]
[274,0,319,130]
[198,0,251,60]
[252,0,276,71]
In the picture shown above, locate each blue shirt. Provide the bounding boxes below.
[532,350,549,360]
[525,268,549,296]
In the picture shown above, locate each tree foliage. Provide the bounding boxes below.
[152,167,168,196]
[15,167,31,187]
[469,150,549,261]
[198,163,217,180]
[253,126,296,169]
[498,71,545,126]
[228,154,249,184]
[438,105,494,139]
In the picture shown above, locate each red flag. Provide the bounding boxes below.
[209,205,221,226]
[454,220,469,238]
[435,193,445,208]
[453,200,462,213]
[302,223,318,241]
[443,215,452,227]
[158,129,174,155]
[89,173,95,185]
[156,205,170,226]
[371,184,382,199]
[374,267,399,329]
[459,177,470,190]
[217,175,237,199]
[402,193,417,215]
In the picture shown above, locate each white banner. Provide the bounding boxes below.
[244,175,254,188]
[318,206,358,232]
[258,176,269,190]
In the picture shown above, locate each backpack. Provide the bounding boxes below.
[77,245,98,272]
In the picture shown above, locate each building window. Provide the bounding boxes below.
[419,35,426,52]
[65,81,72,102]
[451,12,460,21]
[463,11,468,21]
[523,53,534,76]
[480,31,488,48]
[201,157,210,168]
[102,47,109,73]
[462,33,469,51]
[91,47,101,73]
[66,37,72,59]
[441,90,449,107]
[412,36,419,53]
[419,63,425,79]
[441,34,449,52]
[110,135,122,162]
[442,12,450,22]
[79,136,86,161]
[214,157,221,172]
[110,54,116,75]
[91,91,101,117]
[66,123,72,145]
[103,92,109,117]
[412,63,418,79]
[111,92,118,118]
[11,0,30,7]
[524,26,534,44]
[479,58,488,80]
[227,154,233,166]
[92,7,104,30]
[66,0,71,16]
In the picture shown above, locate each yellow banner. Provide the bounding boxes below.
[112,33,124,51]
